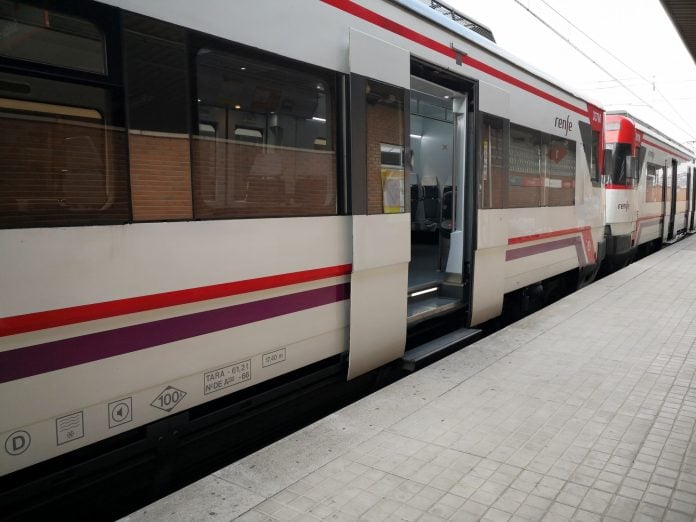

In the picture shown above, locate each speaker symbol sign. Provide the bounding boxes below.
[108,397,133,428]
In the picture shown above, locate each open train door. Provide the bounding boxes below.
[407,66,474,324]
[346,29,411,379]
[667,159,678,241]
[688,167,696,232]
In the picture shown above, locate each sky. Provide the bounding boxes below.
[448,0,696,150]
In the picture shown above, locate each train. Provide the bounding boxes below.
[602,111,695,270]
[1,0,695,487]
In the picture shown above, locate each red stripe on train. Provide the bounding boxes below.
[643,139,692,162]
[320,0,588,117]
[508,226,592,245]
[0,264,353,337]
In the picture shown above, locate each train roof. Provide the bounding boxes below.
[410,0,496,43]
[394,0,603,110]
[607,110,695,159]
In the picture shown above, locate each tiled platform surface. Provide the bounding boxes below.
[124,234,696,521]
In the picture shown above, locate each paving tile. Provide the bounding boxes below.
[416,513,447,522]
[618,485,644,501]
[557,483,589,508]
[605,496,639,521]
[389,504,424,522]
[547,501,576,518]
[669,498,696,515]
[635,501,666,520]
[664,510,693,522]
[460,499,489,517]
[515,503,547,520]
[578,489,612,514]
[482,507,513,522]
[427,500,460,519]
[571,509,602,521]
[493,496,523,515]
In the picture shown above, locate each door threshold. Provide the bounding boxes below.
[407,295,463,326]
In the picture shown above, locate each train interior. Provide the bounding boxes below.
[407,75,468,324]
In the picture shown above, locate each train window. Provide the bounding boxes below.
[677,163,689,201]
[192,46,337,218]
[365,81,405,214]
[0,1,105,74]
[508,123,542,208]
[636,146,647,183]
[610,143,632,185]
[591,130,600,182]
[578,121,600,183]
[480,114,506,209]
[0,72,129,228]
[646,163,664,203]
[124,14,187,133]
[123,13,192,222]
[543,134,575,207]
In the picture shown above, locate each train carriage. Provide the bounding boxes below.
[1,0,607,480]
[602,111,695,269]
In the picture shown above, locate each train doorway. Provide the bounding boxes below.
[667,159,678,241]
[407,65,474,325]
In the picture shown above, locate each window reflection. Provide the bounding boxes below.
[192,47,337,218]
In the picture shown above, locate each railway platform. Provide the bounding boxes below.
[123,233,696,521]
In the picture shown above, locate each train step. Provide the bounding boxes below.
[402,327,481,372]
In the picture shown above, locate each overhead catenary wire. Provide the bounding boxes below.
[536,0,696,139]
[537,0,653,85]
[511,0,696,141]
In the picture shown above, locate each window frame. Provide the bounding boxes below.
[0,0,123,91]
[188,31,343,220]
[0,0,130,229]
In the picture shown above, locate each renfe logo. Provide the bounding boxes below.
[555,115,573,135]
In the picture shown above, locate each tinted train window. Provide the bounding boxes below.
[508,123,576,208]
[192,46,337,218]
[544,134,575,206]
[590,130,600,182]
[0,0,130,230]
[508,124,542,208]
[366,80,405,214]
[610,143,632,185]
[645,163,664,203]
[480,114,505,209]
[0,72,129,228]
[578,120,600,183]
[0,1,105,74]
[677,163,689,201]
[123,13,192,222]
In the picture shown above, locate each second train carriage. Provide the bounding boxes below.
[2,0,608,478]
[602,111,695,270]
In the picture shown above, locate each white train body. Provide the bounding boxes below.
[602,112,695,267]
[0,0,617,476]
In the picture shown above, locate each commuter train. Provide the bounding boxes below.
[602,111,695,270]
[0,0,694,481]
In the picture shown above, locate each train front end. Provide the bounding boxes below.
[602,113,643,269]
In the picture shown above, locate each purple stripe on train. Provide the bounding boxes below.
[0,283,350,384]
[506,237,587,266]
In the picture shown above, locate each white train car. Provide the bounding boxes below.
[0,0,606,478]
[602,111,695,268]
